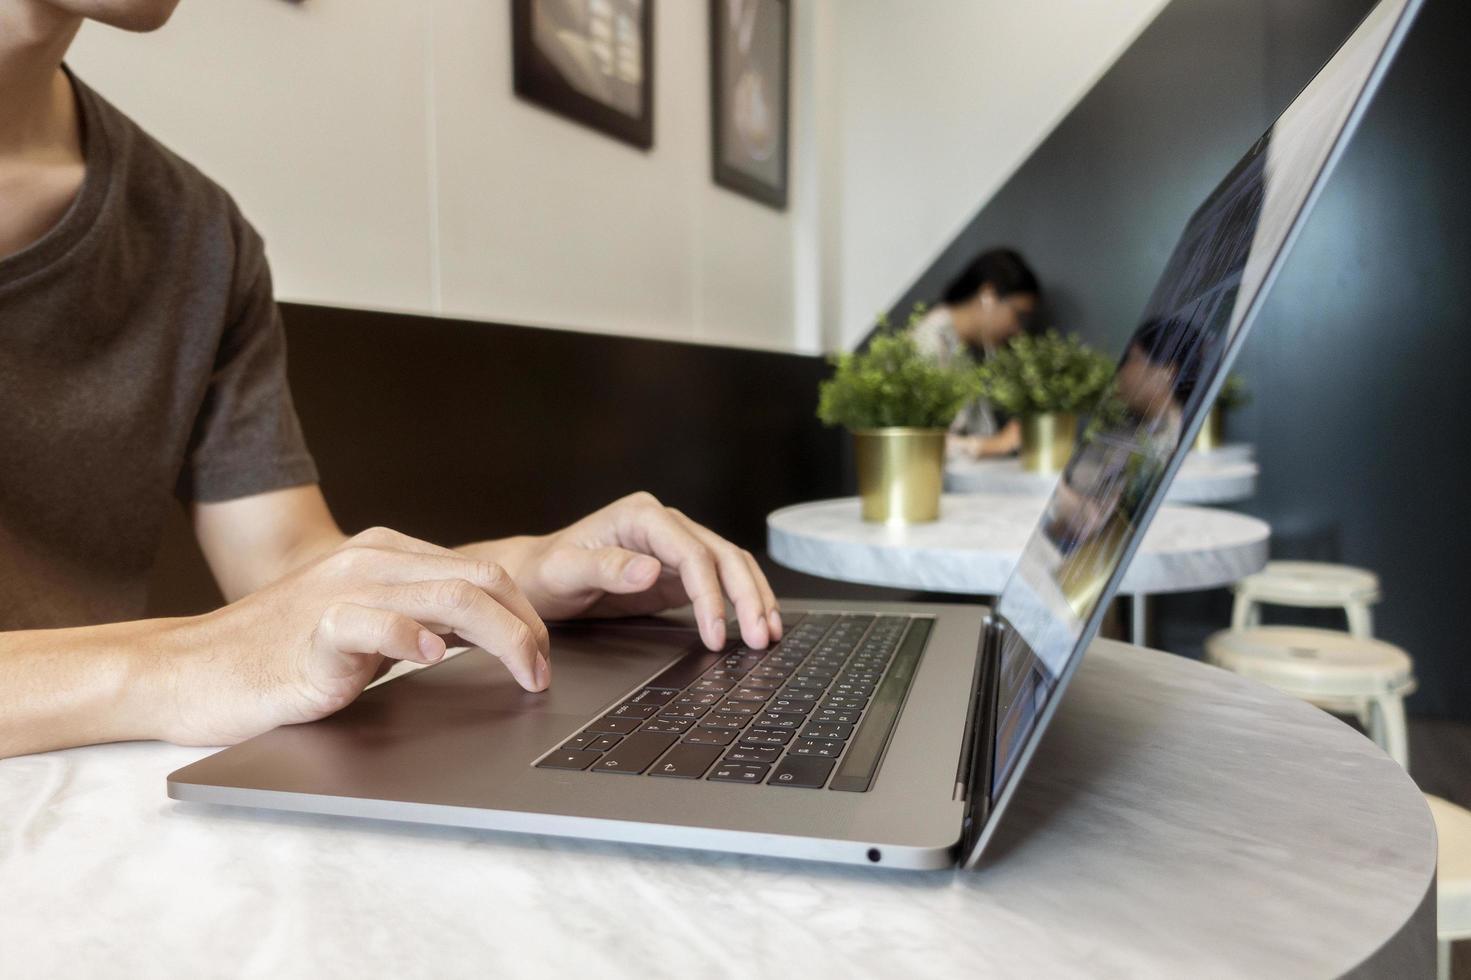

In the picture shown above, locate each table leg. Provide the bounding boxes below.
[1130,593,1149,647]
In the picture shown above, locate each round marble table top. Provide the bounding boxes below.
[0,636,1434,978]
[945,448,1259,504]
[768,494,1271,595]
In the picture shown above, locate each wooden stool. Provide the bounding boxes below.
[1231,561,1381,638]
[1204,626,1416,767]
[1426,795,1471,980]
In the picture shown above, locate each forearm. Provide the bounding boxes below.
[0,617,185,759]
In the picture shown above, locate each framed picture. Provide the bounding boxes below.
[710,0,790,209]
[512,0,654,150]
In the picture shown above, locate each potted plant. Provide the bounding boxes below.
[975,330,1113,473]
[817,318,981,523]
[1195,373,1249,452]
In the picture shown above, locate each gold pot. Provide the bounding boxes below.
[1193,406,1224,452]
[853,428,946,524]
[1020,412,1077,473]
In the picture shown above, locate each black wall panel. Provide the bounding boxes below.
[889,0,1471,717]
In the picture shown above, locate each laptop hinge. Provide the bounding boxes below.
[953,614,1001,802]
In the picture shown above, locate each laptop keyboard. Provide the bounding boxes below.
[535,612,932,791]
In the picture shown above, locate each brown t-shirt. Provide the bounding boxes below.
[0,72,318,631]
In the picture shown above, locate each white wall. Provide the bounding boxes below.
[68,0,1165,354]
[820,0,1170,348]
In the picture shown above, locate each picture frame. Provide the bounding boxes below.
[709,0,791,209]
[512,0,655,150]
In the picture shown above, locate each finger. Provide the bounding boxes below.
[313,602,446,679]
[618,507,729,650]
[739,549,783,642]
[544,546,662,597]
[332,548,549,661]
[376,580,548,692]
[667,511,774,649]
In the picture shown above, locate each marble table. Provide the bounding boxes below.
[768,495,1271,645]
[0,637,1434,978]
[945,448,1259,504]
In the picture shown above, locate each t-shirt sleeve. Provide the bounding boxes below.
[175,224,318,503]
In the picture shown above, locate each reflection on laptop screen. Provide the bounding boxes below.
[986,0,1414,800]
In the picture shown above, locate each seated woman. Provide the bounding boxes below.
[909,248,1040,458]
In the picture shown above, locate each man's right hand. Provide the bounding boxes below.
[161,526,551,747]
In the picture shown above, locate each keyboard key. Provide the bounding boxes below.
[727,688,772,703]
[724,745,780,765]
[585,716,642,735]
[536,749,602,771]
[752,713,802,730]
[769,756,835,789]
[630,687,679,705]
[684,728,737,747]
[740,728,792,746]
[691,679,735,694]
[708,763,770,784]
[811,708,859,725]
[660,705,711,720]
[831,681,875,697]
[791,738,844,758]
[822,695,868,711]
[701,712,751,732]
[591,733,678,774]
[560,733,598,751]
[642,718,694,735]
[801,722,854,741]
[737,678,780,692]
[766,701,813,716]
[647,742,723,779]
[714,700,762,716]
[586,734,622,752]
[672,693,721,707]
[607,702,659,720]
[646,649,726,691]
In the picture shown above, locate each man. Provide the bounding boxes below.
[0,0,782,759]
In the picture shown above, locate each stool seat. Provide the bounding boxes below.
[1234,560,1381,606]
[1205,626,1414,699]
[1427,795,1471,941]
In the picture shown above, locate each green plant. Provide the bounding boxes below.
[817,313,982,430]
[1215,372,1250,411]
[976,330,1113,417]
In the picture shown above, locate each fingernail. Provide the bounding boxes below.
[534,652,551,689]
[624,556,658,585]
[768,609,783,640]
[418,630,443,662]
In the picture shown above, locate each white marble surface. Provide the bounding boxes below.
[768,495,1270,595]
[0,639,1434,978]
[945,450,1259,504]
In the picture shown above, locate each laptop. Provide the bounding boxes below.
[168,0,1422,870]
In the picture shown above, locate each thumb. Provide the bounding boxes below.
[550,546,662,596]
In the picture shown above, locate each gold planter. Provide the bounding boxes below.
[1020,413,1077,473]
[853,428,946,524]
[1193,407,1224,452]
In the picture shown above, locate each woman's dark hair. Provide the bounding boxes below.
[941,248,1040,306]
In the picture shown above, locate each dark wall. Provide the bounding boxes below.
[146,305,851,616]
[890,0,1471,717]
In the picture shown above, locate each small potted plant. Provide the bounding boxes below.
[1195,373,1249,452]
[817,317,981,524]
[976,330,1113,473]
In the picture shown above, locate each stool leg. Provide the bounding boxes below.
[1437,938,1449,980]
[1370,695,1410,770]
[1131,593,1148,647]
[1345,602,1374,639]
[1231,593,1255,632]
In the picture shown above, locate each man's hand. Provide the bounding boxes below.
[162,526,551,746]
[465,492,782,653]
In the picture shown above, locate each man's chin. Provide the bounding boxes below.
[68,0,183,33]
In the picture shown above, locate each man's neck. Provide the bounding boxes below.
[0,2,84,156]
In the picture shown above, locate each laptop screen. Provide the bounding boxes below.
[982,0,1419,810]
